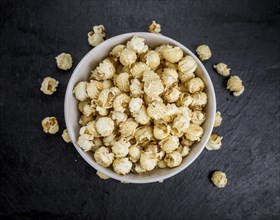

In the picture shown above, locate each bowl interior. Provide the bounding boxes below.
[65,32,216,183]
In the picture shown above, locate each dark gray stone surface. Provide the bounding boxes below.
[0,0,279,219]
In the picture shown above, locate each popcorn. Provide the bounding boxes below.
[190,92,208,111]
[62,129,71,143]
[191,110,206,125]
[147,102,167,120]
[73,81,88,101]
[148,20,161,34]
[119,48,137,67]
[162,103,181,122]
[129,97,143,113]
[119,118,138,137]
[97,88,115,109]
[86,80,103,100]
[172,114,190,135]
[96,58,116,80]
[112,158,133,175]
[132,106,151,125]
[140,151,157,171]
[127,36,148,54]
[227,75,245,96]
[186,77,205,93]
[88,25,106,47]
[56,53,73,70]
[79,115,94,126]
[96,106,109,116]
[102,80,113,89]
[214,63,230,77]
[96,171,110,180]
[196,45,212,61]
[153,120,171,140]
[111,138,131,158]
[157,160,166,168]
[206,134,223,151]
[94,146,114,167]
[177,145,190,157]
[185,123,203,141]
[144,79,164,98]
[40,77,59,95]
[129,144,142,163]
[163,46,184,63]
[178,56,197,74]
[130,78,144,97]
[110,44,125,58]
[135,126,154,143]
[77,134,94,151]
[133,162,146,173]
[103,133,116,146]
[162,68,179,87]
[85,121,100,137]
[113,93,130,112]
[211,171,228,188]
[115,72,130,92]
[159,135,179,153]
[164,151,182,167]
[96,117,115,136]
[142,70,160,82]
[145,51,161,70]
[111,111,128,124]
[164,87,181,103]
[214,111,222,127]
[130,62,150,79]
[42,117,59,134]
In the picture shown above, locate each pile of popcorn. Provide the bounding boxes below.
[72,35,208,175]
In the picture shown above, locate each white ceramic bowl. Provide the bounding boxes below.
[65,32,216,184]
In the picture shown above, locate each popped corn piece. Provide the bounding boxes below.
[172,114,190,135]
[196,45,212,61]
[164,87,181,103]
[96,171,110,180]
[110,44,125,58]
[186,77,205,93]
[91,137,103,152]
[162,103,181,122]
[127,36,148,54]
[119,48,137,67]
[144,94,163,103]
[214,63,230,77]
[142,70,160,82]
[102,80,113,89]
[133,162,146,173]
[211,171,227,188]
[154,44,169,59]
[147,102,167,120]
[181,136,194,147]
[144,79,164,97]
[112,158,133,175]
[206,134,223,151]
[146,144,165,160]
[135,126,154,143]
[96,106,109,116]
[130,78,144,97]
[97,88,115,109]
[96,58,116,80]
[85,121,100,137]
[86,80,103,100]
[191,110,206,125]
[115,72,130,92]
[153,120,171,140]
[163,46,184,63]
[132,106,151,125]
[88,31,104,46]
[102,133,116,147]
[130,62,150,79]
[62,129,71,143]
[56,53,73,70]
[129,144,142,163]
[157,160,166,168]
[178,56,197,73]
[93,25,106,36]
[96,117,114,137]
[94,146,114,167]
[214,111,222,127]
[159,135,179,153]
[81,100,95,117]
[110,86,122,96]
[90,69,102,81]
[111,111,128,125]
[162,60,178,70]
[176,93,193,107]
[77,134,94,151]
[73,81,89,101]
[42,117,59,134]
[177,145,190,157]
[148,20,161,34]
[227,75,245,96]
[145,50,161,70]
[190,92,208,111]
[79,115,94,126]
[40,77,59,95]
[111,138,131,158]
[119,118,138,137]
[185,123,204,141]
[162,68,179,87]
[129,97,143,113]
[140,151,158,171]
[179,71,196,84]
[164,151,182,168]
[113,93,130,112]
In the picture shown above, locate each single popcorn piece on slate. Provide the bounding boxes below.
[214,111,222,127]
[112,158,133,175]
[214,63,230,77]
[62,129,71,143]
[96,117,115,136]
[227,75,245,96]
[96,171,110,180]
[56,53,73,70]
[206,133,223,151]
[40,77,59,95]
[148,20,161,34]
[164,151,182,168]
[88,25,106,47]
[94,146,115,167]
[42,116,59,134]
[211,171,228,188]
[196,45,212,61]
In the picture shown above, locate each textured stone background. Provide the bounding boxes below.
[0,0,279,219]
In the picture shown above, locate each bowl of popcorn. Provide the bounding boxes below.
[65,32,216,183]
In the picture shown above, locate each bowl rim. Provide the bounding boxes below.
[65,32,216,184]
